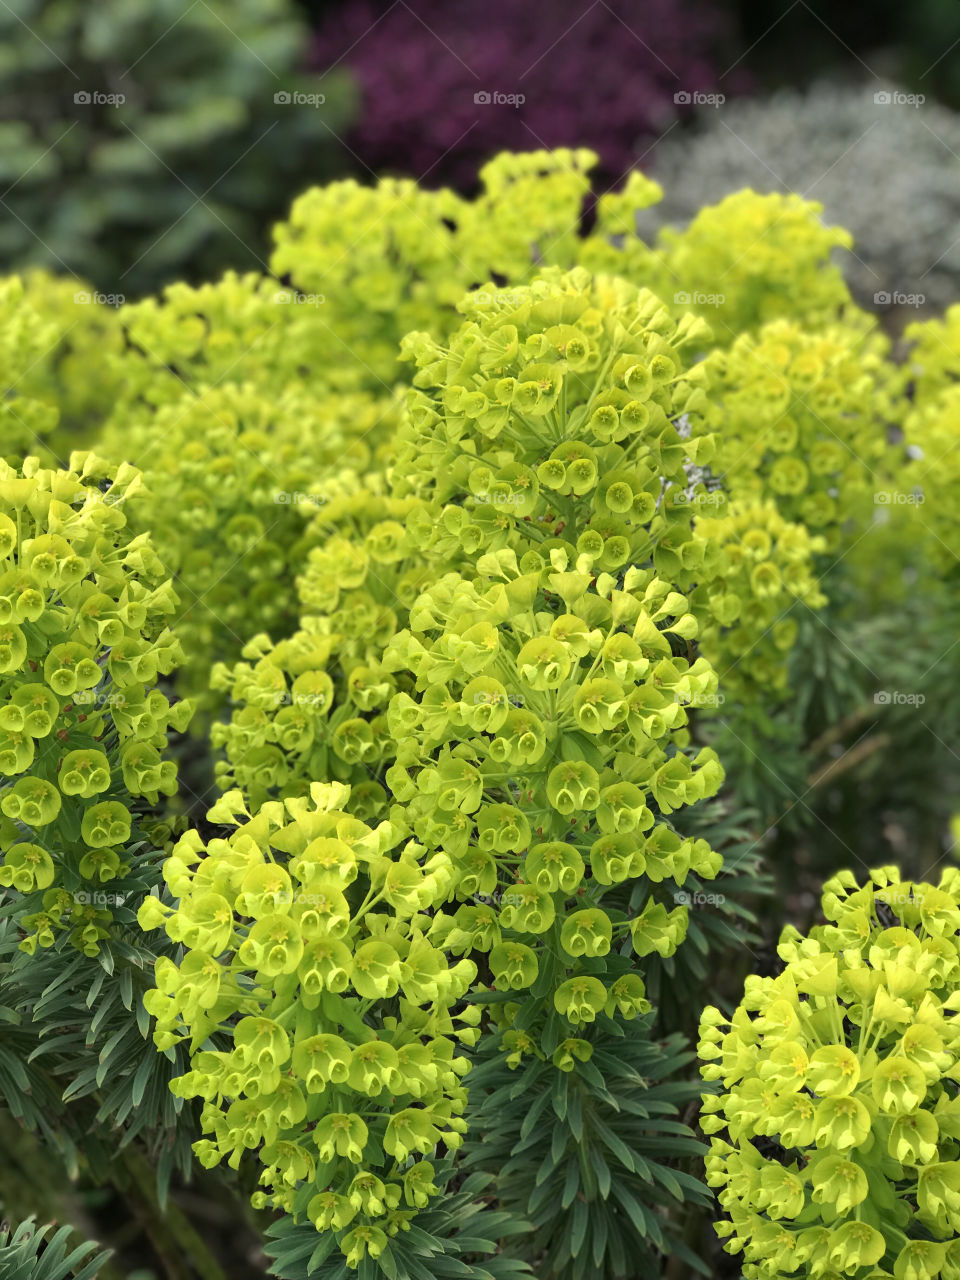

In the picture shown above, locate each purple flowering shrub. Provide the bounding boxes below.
[312,0,728,188]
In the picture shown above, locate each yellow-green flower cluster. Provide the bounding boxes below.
[893,312,960,578]
[98,384,402,706]
[210,263,727,813]
[265,149,864,392]
[93,159,887,721]
[703,317,895,545]
[17,272,125,450]
[381,554,723,1047]
[211,482,427,808]
[139,781,479,1251]
[271,150,598,388]
[204,267,727,1123]
[451,148,598,287]
[873,308,960,585]
[110,274,330,406]
[394,265,720,591]
[0,274,124,468]
[0,279,67,466]
[898,388,960,573]
[690,501,827,703]
[700,866,960,1280]
[271,178,467,389]
[380,268,724,1053]
[904,305,960,409]
[0,454,190,954]
[656,191,854,339]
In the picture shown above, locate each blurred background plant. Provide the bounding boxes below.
[639,81,960,315]
[0,0,354,297]
[309,0,731,191]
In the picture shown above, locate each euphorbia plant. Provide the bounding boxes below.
[0,452,191,954]
[139,780,480,1258]
[146,266,730,1275]
[700,866,960,1278]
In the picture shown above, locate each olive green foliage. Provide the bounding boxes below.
[0,1219,110,1280]
[264,1163,532,1280]
[468,1024,710,1280]
[0,0,354,296]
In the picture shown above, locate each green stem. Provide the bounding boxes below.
[118,1146,229,1280]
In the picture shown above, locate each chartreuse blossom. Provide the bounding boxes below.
[690,501,827,703]
[139,781,479,1262]
[898,386,960,573]
[0,278,65,466]
[273,147,867,378]
[186,266,729,1264]
[104,151,886,719]
[700,866,960,1279]
[904,304,960,410]
[0,272,124,470]
[210,480,428,808]
[700,317,897,545]
[654,191,854,338]
[380,267,724,1057]
[0,454,190,954]
[98,381,403,708]
[394,265,719,591]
